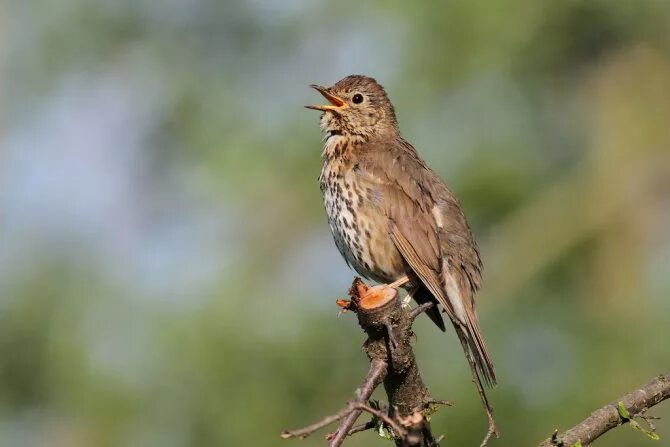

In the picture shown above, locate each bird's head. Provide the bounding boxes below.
[306,75,398,139]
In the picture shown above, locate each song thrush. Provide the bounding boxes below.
[306,75,497,396]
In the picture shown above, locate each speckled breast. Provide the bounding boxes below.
[319,136,405,284]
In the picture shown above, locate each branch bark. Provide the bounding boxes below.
[327,360,387,447]
[539,372,670,446]
[282,278,447,447]
[352,279,438,447]
[282,276,670,447]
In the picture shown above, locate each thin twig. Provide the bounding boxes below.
[480,417,496,447]
[459,341,498,447]
[328,359,388,447]
[328,420,376,440]
[427,398,453,407]
[408,302,435,322]
[348,421,375,436]
[477,390,498,447]
[281,407,352,439]
[328,408,364,447]
[283,361,388,442]
[354,402,407,438]
[634,407,661,431]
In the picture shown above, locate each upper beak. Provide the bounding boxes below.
[305,84,348,112]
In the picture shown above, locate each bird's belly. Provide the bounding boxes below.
[321,170,404,283]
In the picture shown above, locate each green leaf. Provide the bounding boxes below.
[646,431,661,441]
[617,401,631,420]
[570,442,582,447]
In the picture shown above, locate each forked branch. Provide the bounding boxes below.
[282,278,450,447]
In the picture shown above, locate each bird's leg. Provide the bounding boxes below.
[401,293,413,308]
[388,275,418,309]
[387,274,411,289]
[401,287,415,308]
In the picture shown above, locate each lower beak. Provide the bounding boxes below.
[305,84,348,112]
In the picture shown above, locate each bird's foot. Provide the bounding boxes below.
[387,274,411,289]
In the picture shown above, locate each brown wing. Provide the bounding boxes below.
[356,139,459,322]
[357,138,496,387]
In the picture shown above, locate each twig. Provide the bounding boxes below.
[461,347,498,447]
[328,359,387,447]
[427,398,453,407]
[408,302,435,322]
[281,407,353,439]
[353,402,407,438]
[479,417,496,447]
[327,420,376,440]
[348,421,375,436]
[634,408,660,432]
[476,387,497,447]
[283,277,443,447]
[455,327,498,447]
[538,372,670,447]
[282,360,387,442]
[327,401,403,442]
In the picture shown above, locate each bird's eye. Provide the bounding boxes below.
[352,93,364,104]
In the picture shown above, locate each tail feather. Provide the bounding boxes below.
[440,266,496,387]
[455,323,497,433]
[462,309,497,387]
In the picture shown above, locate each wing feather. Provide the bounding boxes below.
[388,221,457,321]
[356,138,496,387]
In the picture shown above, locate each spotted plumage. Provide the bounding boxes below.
[319,134,405,283]
[307,75,496,403]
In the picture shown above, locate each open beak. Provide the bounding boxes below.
[305,84,348,112]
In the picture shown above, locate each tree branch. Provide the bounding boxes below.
[408,302,435,322]
[331,420,376,440]
[281,407,353,440]
[282,274,670,447]
[281,277,448,447]
[328,360,387,447]
[353,402,407,439]
[281,359,386,442]
[539,372,670,446]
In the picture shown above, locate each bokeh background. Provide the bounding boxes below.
[2,1,670,446]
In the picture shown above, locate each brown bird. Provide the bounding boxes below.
[306,75,496,401]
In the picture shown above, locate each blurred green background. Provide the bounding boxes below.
[2,1,670,446]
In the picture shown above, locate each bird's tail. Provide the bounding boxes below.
[458,308,496,388]
[454,310,496,421]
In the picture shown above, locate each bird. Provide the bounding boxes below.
[306,75,496,403]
